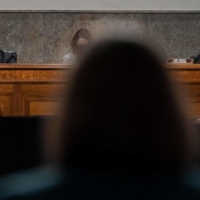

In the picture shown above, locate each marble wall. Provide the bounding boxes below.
[0,12,199,63]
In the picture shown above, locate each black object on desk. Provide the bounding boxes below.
[0,49,17,63]
[191,54,200,64]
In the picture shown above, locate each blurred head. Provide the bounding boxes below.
[55,39,193,178]
[71,28,92,56]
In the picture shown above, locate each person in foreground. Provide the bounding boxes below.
[63,28,92,65]
[1,38,200,200]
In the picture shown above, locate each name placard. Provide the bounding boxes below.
[167,58,193,64]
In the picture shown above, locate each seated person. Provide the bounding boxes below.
[1,38,200,200]
[63,28,92,65]
[0,50,17,63]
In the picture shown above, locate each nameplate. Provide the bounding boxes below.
[167,58,193,64]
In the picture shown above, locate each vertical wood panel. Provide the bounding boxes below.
[0,94,12,116]
[0,65,69,116]
[13,84,21,116]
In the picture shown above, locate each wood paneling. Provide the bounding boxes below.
[0,84,13,116]
[0,84,13,92]
[0,64,70,116]
[21,84,66,93]
[0,94,12,116]
[30,102,60,116]
[1,63,200,118]
[22,93,65,116]
[166,63,200,118]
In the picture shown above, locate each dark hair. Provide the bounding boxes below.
[60,39,189,178]
[71,29,92,53]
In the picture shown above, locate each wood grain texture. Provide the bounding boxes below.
[1,63,200,117]
[166,64,200,118]
[168,70,200,83]
[0,94,12,116]
[21,84,67,93]
[0,84,13,116]
[13,84,21,116]
[0,64,71,116]
[0,64,73,69]
[166,63,200,69]
[30,102,61,116]
[0,84,13,92]
[0,70,68,82]
[22,93,65,116]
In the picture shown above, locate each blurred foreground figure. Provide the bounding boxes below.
[1,39,200,200]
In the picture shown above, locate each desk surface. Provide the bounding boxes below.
[0,64,73,69]
[166,63,200,69]
[0,63,199,68]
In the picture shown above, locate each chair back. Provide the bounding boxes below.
[0,49,17,63]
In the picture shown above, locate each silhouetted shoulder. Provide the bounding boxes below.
[2,169,200,200]
[0,166,63,200]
